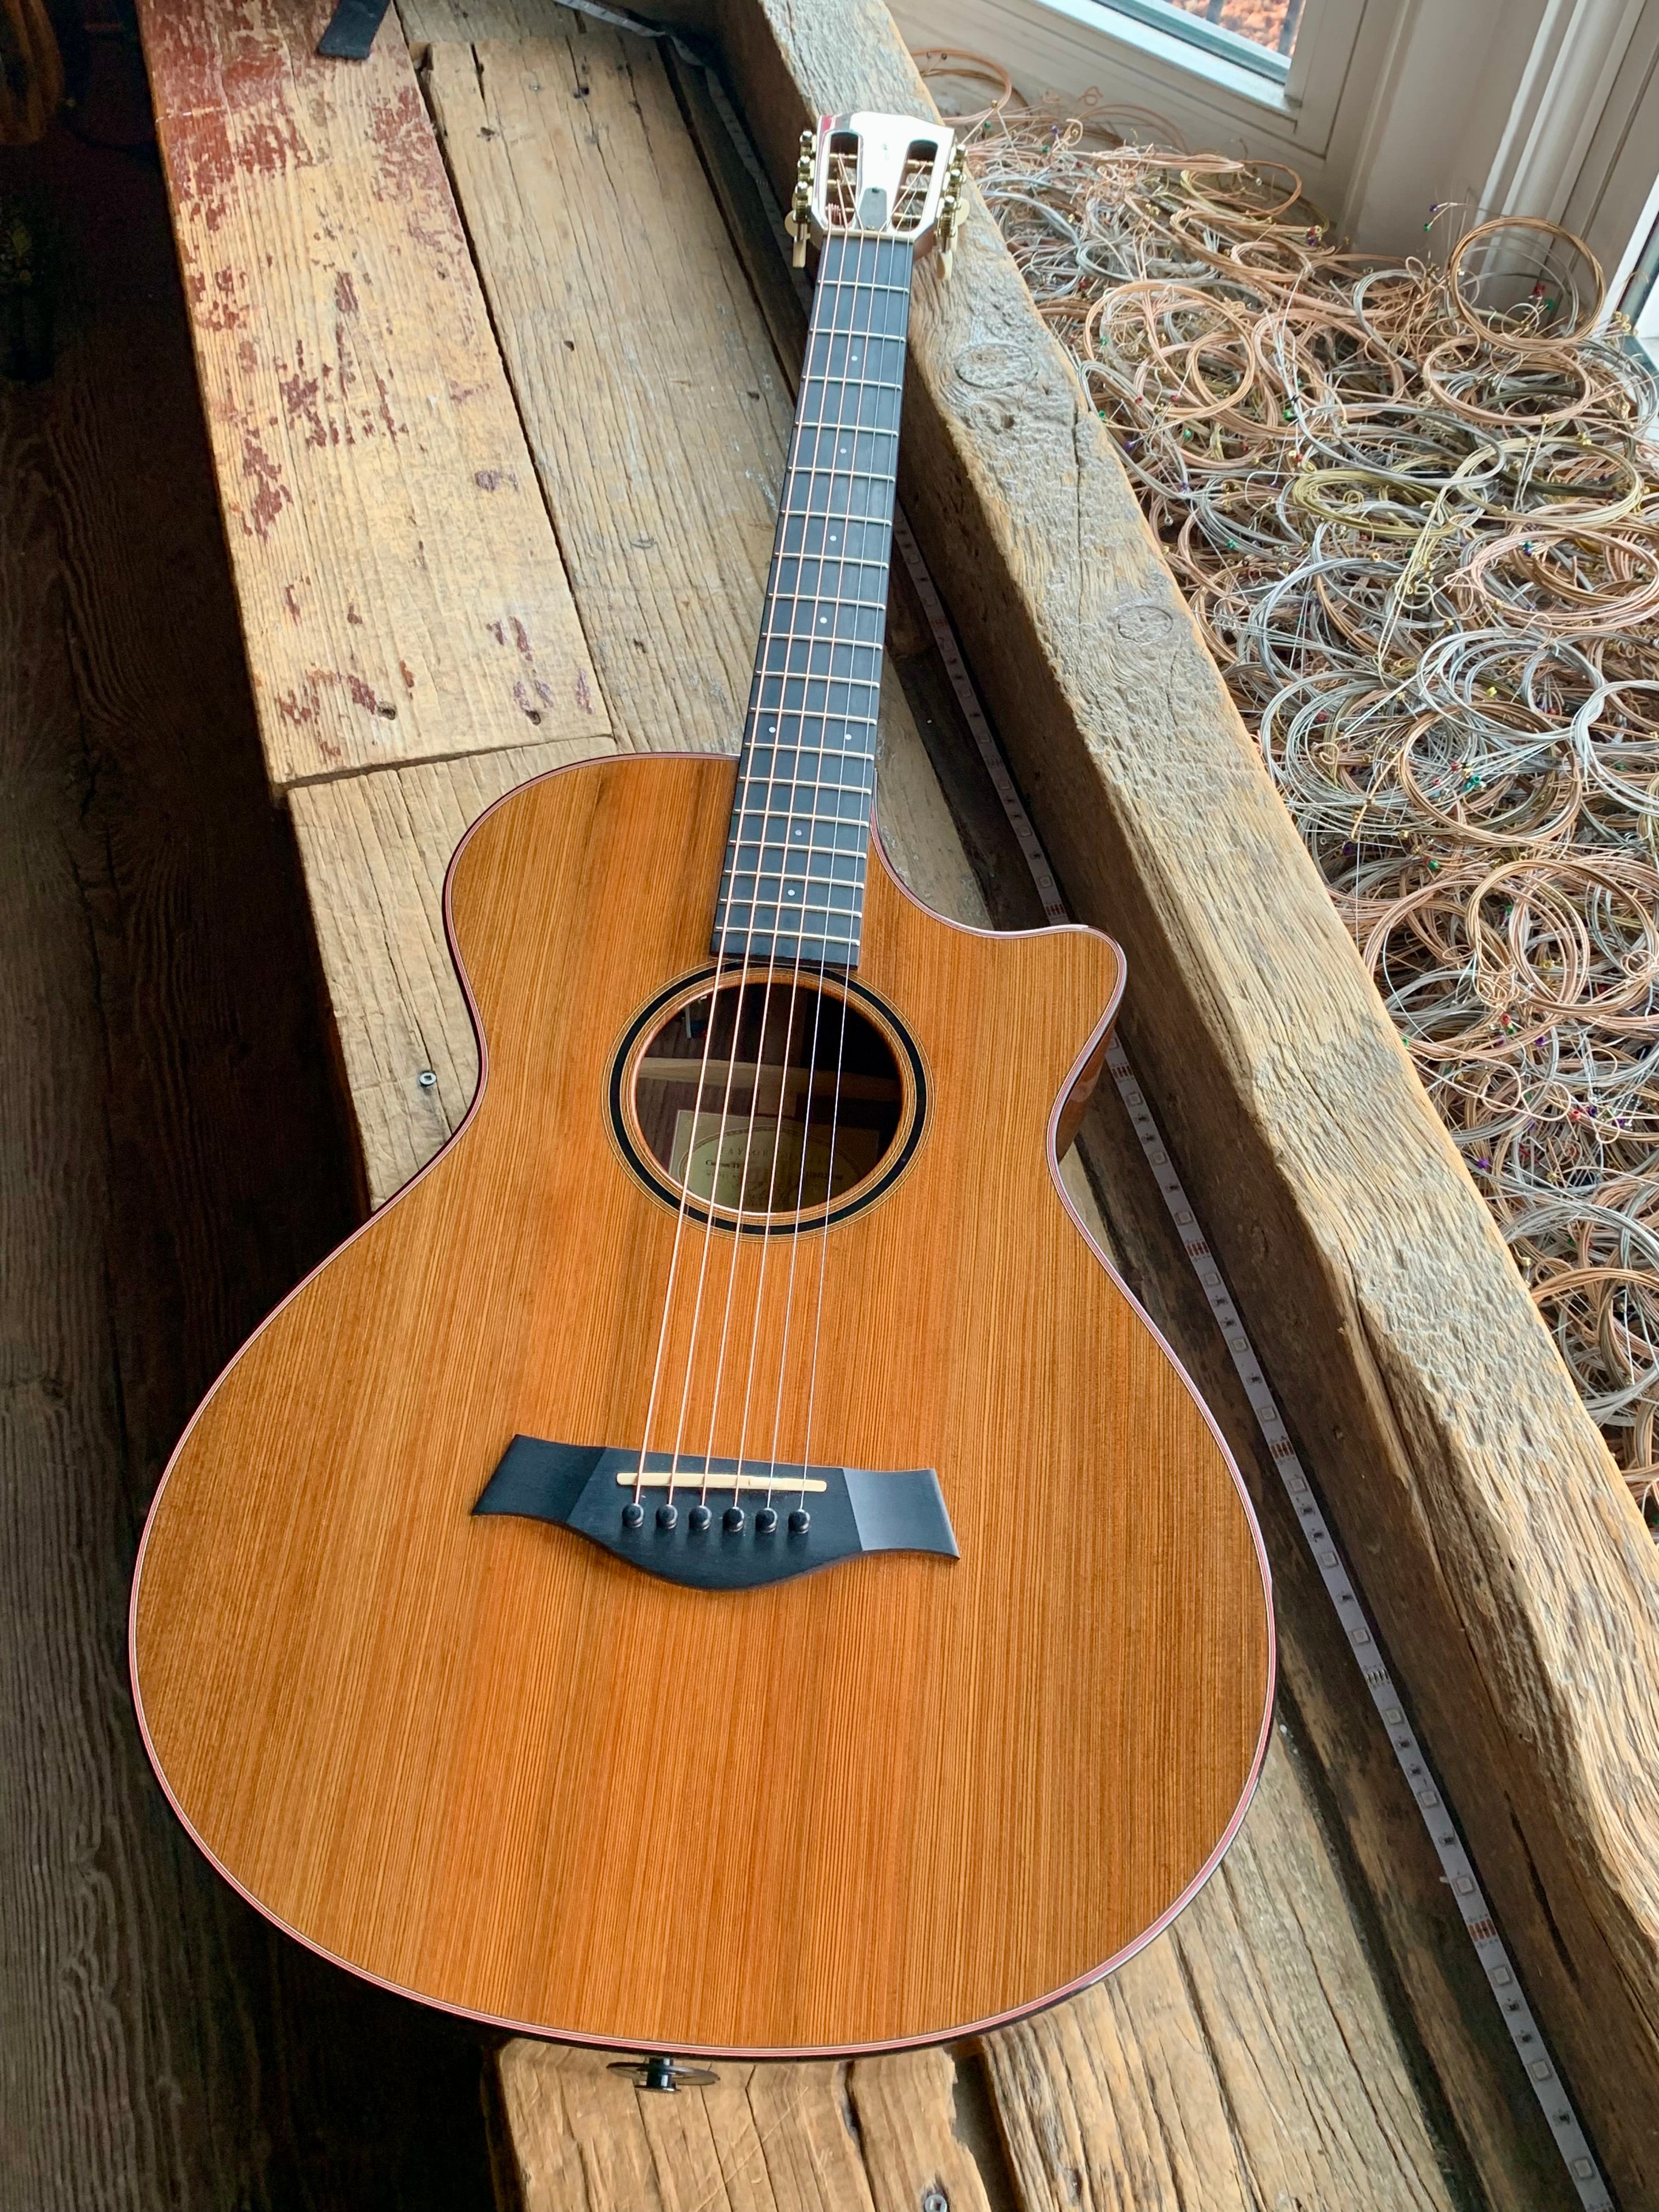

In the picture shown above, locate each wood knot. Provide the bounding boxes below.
[1110,601,1178,642]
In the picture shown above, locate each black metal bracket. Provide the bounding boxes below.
[315,0,392,60]
[608,2056,718,2093]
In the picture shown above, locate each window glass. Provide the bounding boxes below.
[1108,0,1305,69]
[1163,0,1301,51]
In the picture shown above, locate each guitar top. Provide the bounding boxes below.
[131,112,1273,2058]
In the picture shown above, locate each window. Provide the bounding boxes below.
[889,0,1381,200]
[1623,211,1659,370]
[1098,0,1304,82]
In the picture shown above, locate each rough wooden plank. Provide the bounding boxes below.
[420,14,778,755]
[294,2,981,1206]
[415,0,982,949]
[1066,1088,1582,2210]
[0,94,494,2209]
[849,2048,1000,2212]
[290,696,971,1206]
[984,1737,1460,2212]
[136,0,609,787]
[714,3,1659,2198]
[498,2040,1017,2212]
[288,743,577,1201]
[495,2047,875,2212]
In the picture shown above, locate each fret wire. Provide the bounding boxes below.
[718,232,915,959]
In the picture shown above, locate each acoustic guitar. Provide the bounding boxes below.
[131,113,1272,2064]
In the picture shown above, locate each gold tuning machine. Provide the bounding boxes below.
[785,127,814,268]
[937,146,967,278]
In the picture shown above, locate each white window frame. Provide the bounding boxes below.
[891,0,1386,173]
[1547,0,1659,325]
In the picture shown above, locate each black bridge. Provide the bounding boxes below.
[473,1437,957,1590]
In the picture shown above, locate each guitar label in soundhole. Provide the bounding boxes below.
[610,966,927,1233]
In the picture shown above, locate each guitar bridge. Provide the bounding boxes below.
[473,1437,957,1590]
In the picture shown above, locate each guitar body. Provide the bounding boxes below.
[131,751,1272,2056]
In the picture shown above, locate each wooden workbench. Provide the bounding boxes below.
[132,0,1659,2202]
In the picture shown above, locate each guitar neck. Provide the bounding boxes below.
[713,229,916,972]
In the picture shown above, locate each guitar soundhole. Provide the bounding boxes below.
[614,968,925,1232]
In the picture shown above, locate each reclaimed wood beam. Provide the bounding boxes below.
[714,1,1659,2198]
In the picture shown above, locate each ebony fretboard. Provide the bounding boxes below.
[712,230,915,970]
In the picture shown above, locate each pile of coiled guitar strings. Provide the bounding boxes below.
[938,70,1659,1515]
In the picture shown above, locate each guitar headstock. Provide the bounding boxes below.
[786,113,966,275]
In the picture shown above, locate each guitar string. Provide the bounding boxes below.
[690,965,800,1508]
[757,228,879,1508]
[657,957,781,1508]
[628,918,742,1509]
[629,238,854,1508]
[734,224,876,1513]
[772,233,906,1504]
[723,227,873,1514]
[792,983,852,1506]
[641,219,913,1516]
[661,228,866,1510]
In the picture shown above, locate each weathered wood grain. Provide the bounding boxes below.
[420,14,778,755]
[294,2,980,1203]
[496,2039,1016,2212]
[713,2,1659,2196]
[136,0,608,787]
[848,2047,999,2212]
[496,2046,877,2211]
[290,713,977,1206]
[289,744,586,1203]
[985,1735,1462,2212]
[0,97,493,2209]
[1069,1083,1582,2210]
[416,0,983,941]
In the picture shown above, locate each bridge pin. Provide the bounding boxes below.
[689,1503,712,1532]
[755,1506,778,1535]
[788,1509,810,1534]
[722,1506,744,1532]
[621,1501,645,1530]
[656,1503,678,1531]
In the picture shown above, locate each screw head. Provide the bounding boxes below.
[923,2193,949,2212]
[417,1069,437,1088]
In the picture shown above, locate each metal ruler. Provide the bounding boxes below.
[888,505,1615,2212]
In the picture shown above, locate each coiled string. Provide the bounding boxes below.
[935,72,1659,1516]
